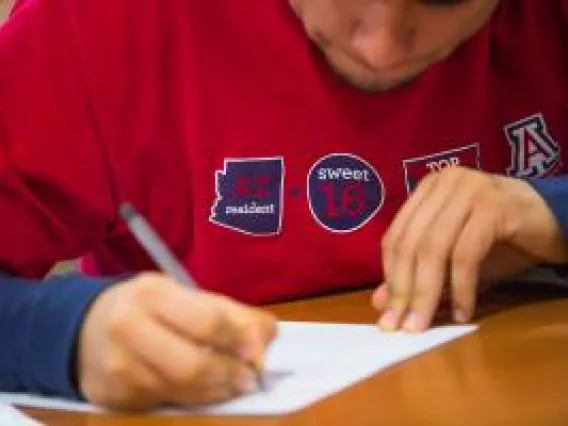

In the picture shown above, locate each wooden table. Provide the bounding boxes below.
[24,283,568,426]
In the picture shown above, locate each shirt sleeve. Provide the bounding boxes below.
[0,274,112,399]
[528,175,568,244]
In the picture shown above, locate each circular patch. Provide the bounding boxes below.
[307,153,384,233]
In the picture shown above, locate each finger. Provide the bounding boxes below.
[123,311,254,405]
[379,173,440,330]
[382,169,465,330]
[138,276,243,353]
[405,256,446,332]
[371,283,389,312]
[379,250,414,331]
[403,172,475,331]
[135,274,276,372]
[167,352,256,406]
[382,172,439,280]
[105,354,168,411]
[206,293,278,366]
[451,209,496,323]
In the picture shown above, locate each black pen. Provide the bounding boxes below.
[119,202,267,392]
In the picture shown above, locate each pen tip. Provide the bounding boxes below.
[119,202,137,221]
[257,373,267,392]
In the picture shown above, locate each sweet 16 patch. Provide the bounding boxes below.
[307,153,384,233]
[403,144,480,193]
[210,157,284,236]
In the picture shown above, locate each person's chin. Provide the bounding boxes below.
[332,65,424,92]
[345,74,418,92]
[322,51,434,92]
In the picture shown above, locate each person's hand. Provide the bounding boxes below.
[77,272,277,410]
[373,167,568,332]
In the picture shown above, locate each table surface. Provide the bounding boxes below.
[24,283,568,426]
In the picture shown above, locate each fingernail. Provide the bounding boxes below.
[236,368,258,394]
[454,309,468,323]
[403,313,419,332]
[378,310,396,331]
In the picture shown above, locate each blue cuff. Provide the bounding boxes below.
[0,274,112,399]
[27,275,113,399]
[527,176,568,242]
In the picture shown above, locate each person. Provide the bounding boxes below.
[0,0,566,411]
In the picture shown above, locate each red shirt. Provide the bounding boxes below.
[0,0,567,304]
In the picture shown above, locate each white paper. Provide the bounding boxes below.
[0,322,477,416]
[0,404,43,425]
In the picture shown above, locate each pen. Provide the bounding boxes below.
[119,202,267,392]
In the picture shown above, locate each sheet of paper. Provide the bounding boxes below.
[0,404,43,425]
[0,322,477,416]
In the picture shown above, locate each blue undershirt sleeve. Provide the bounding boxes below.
[527,175,568,276]
[0,274,112,400]
[527,175,568,244]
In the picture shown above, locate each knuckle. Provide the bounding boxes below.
[421,170,438,184]
[169,352,209,386]
[102,353,130,383]
[130,277,163,305]
[132,272,163,288]
[473,178,490,195]
[194,305,227,341]
[392,236,414,259]
[106,309,132,341]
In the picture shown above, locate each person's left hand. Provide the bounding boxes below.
[373,167,568,332]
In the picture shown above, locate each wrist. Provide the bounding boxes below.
[500,176,568,264]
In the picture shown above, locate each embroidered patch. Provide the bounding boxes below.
[403,144,480,193]
[307,153,384,233]
[505,113,562,178]
[210,157,284,236]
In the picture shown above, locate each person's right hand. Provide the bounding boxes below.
[76,272,277,411]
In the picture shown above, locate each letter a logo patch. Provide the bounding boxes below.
[210,157,284,236]
[505,113,562,178]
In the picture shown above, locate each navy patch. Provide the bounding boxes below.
[307,153,384,233]
[403,144,480,193]
[505,113,562,178]
[210,157,284,236]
